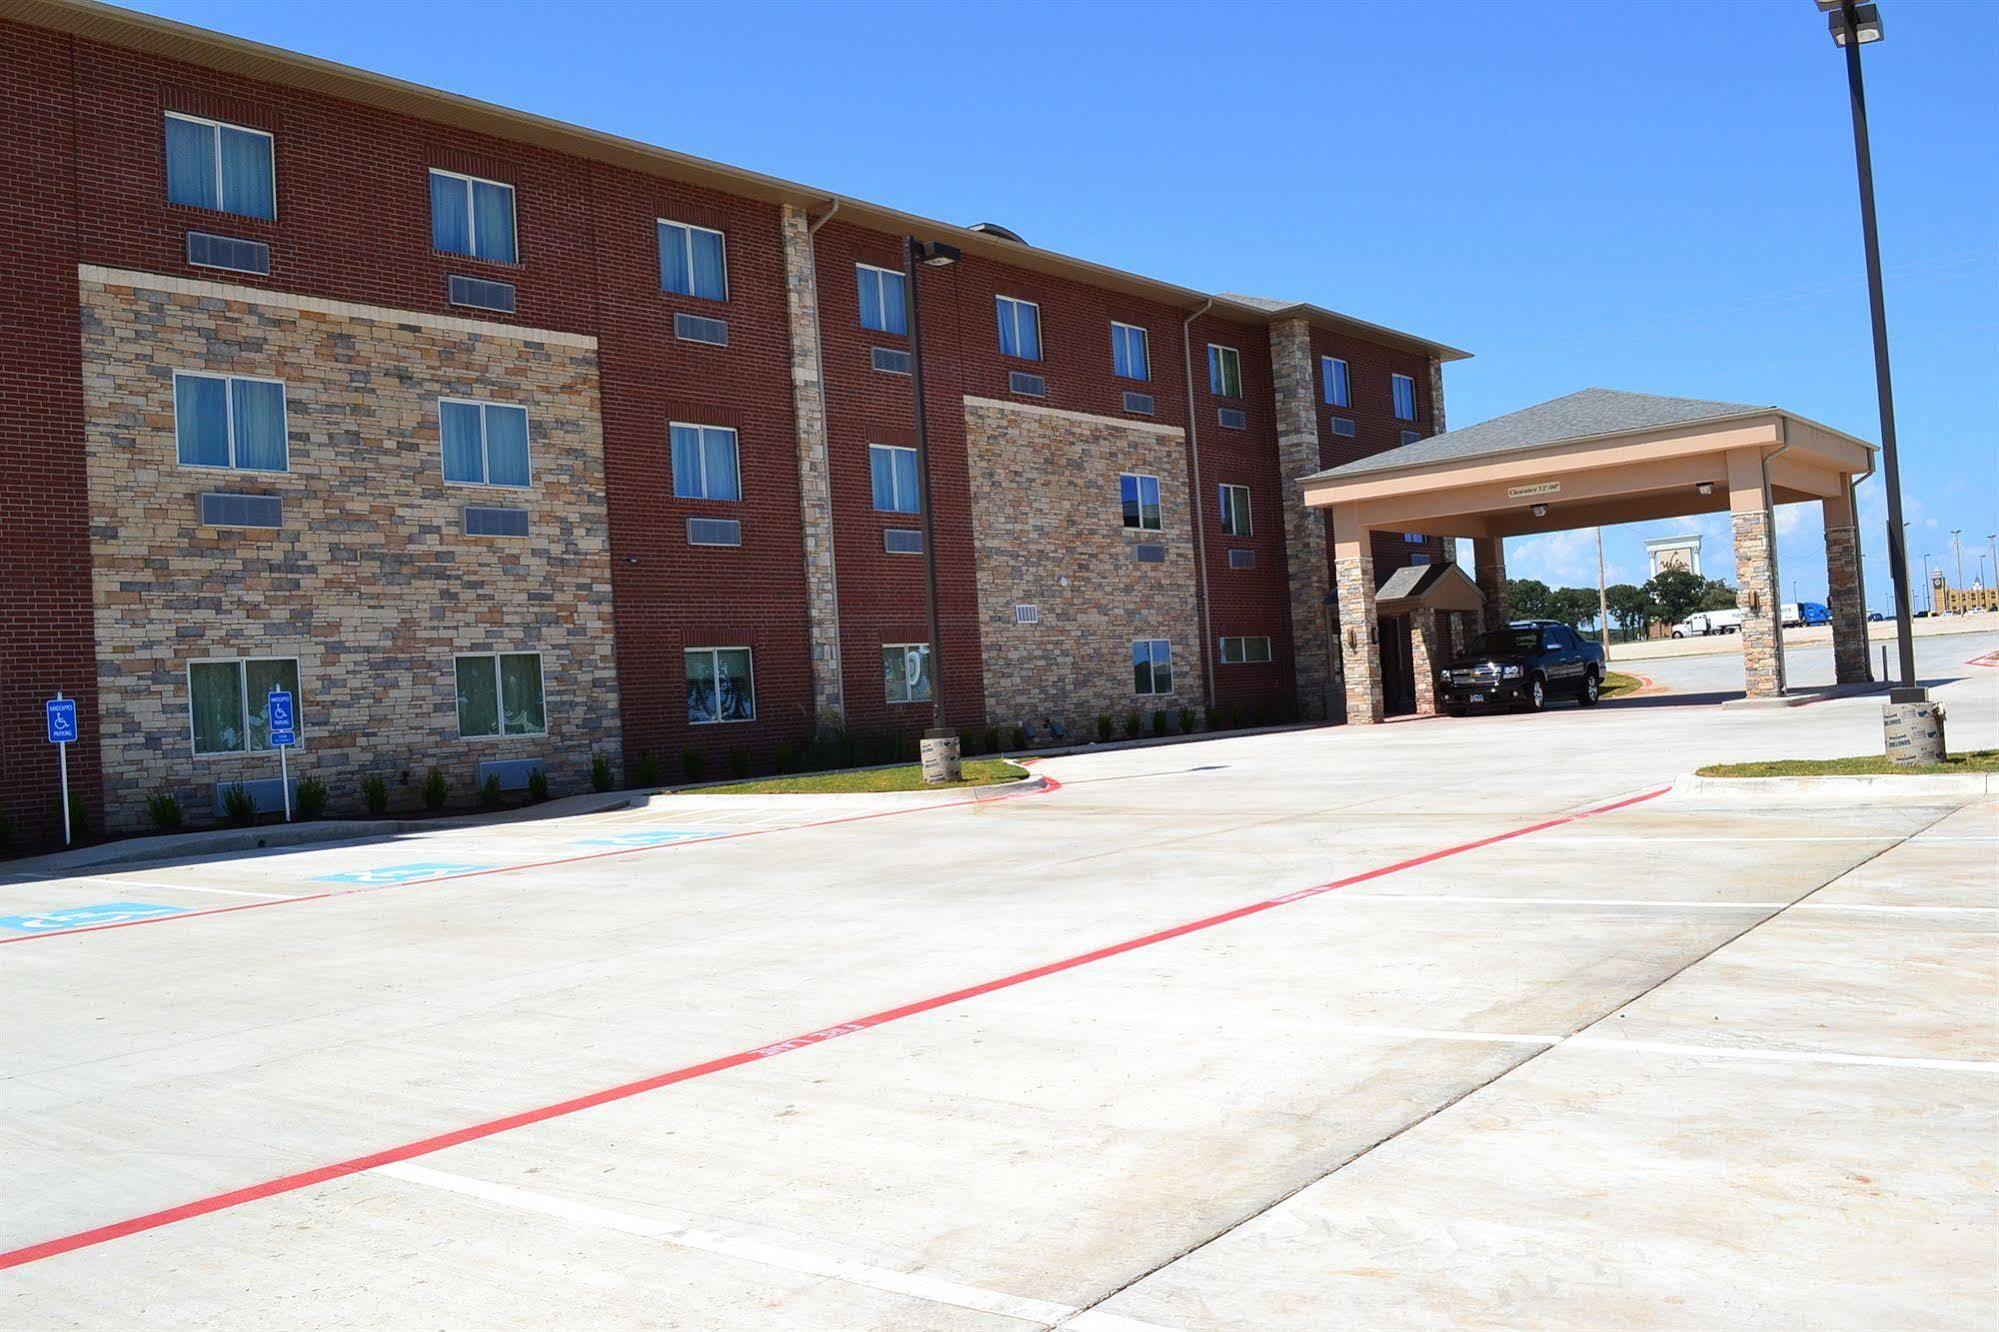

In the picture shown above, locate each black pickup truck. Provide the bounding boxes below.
[1437,619,1607,715]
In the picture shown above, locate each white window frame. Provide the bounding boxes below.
[428,167,518,263]
[1120,471,1162,531]
[438,396,534,489]
[996,295,1042,361]
[857,262,906,334]
[685,645,756,725]
[1322,356,1351,408]
[186,656,304,757]
[1111,321,1151,382]
[1392,373,1418,421]
[1219,635,1273,665]
[658,217,729,301]
[882,642,933,705]
[164,111,277,220]
[869,443,921,514]
[1133,638,1174,697]
[671,421,742,502]
[171,369,290,473]
[1208,344,1242,399]
[453,650,548,740]
[1219,483,1253,537]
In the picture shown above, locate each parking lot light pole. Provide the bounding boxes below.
[903,235,963,782]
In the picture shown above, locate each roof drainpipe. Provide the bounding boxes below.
[1181,298,1217,709]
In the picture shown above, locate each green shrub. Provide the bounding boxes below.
[0,804,11,851]
[362,773,389,815]
[527,767,549,802]
[983,725,1000,755]
[636,750,661,786]
[1123,712,1141,740]
[774,742,795,773]
[147,788,184,832]
[66,792,90,839]
[682,747,707,783]
[1251,701,1271,727]
[479,774,504,809]
[1010,725,1027,751]
[1096,714,1113,742]
[1205,705,1221,731]
[1229,702,1247,729]
[422,767,447,811]
[1152,708,1169,735]
[1178,706,1197,733]
[729,749,750,779]
[222,782,258,826]
[589,752,613,793]
[961,728,983,757]
[295,776,328,820]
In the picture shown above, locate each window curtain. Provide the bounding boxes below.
[230,379,287,471]
[431,172,471,255]
[892,448,920,514]
[690,228,726,300]
[671,424,702,498]
[166,117,218,210]
[482,406,530,486]
[716,649,754,720]
[701,429,740,502]
[218,126,274,220]
[659,223,692,296]
[175,375,230,466]
[1017,304,1041,360]
[441,402,485,483]
[997,301,1019,358]
[456,657,500,737]
[472,180,516,264]
[685,650,718,723]
[498,654,544,734]
[870,447,896,511]
[879,271,906,335]
[857,269,884,332]
[243,659,298,751]
[189,661,243,754]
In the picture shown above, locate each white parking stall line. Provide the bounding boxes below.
[1342,893,1998,917]
[1,874,303,901]
[1562,1036,1999,1075]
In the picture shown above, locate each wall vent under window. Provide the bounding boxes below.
[884,528,925,555]
[1134,543,1166,564]
[1228,547,1256,570]
[198,492,282,529]
[871,346,912,375]
[1217,407,1247,430]
[687,516,743,547]
[1329,416,1357,438]
[1008,370,1046,397]
[448,275,517,313]
[1122,391,1155,416]
[675,312,730,346]
[1401,429,1423,445]
[1014,604,1039,625]
[186,231,270,276]
[464,506,530,537]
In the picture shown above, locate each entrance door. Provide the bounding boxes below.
[1379,615,1416,715]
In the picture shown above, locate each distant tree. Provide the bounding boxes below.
[1506,577,1554,621]
[1547,586,1601,630]
[1644,567,1706,627]
[1605,583,1650,636]
[1697,577,1739,612]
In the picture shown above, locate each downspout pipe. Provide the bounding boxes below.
[1181,299,1216,710]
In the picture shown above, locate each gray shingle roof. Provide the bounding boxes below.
[1306,388,1772,483]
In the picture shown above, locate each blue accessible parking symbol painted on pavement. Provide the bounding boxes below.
[312,863,488,886]
[571,829,722,849]
[0,902,186,934]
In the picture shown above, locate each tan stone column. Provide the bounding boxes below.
[1410,608,1441,717]
[1823,481,1870,685]
[780,204,844,731]
[1473,537,1509,632]
[1270,318,1332,720]
[1727,448,1785,698]
[1331,504,1383,725]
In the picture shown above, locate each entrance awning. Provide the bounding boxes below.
[1370,561,1485,615]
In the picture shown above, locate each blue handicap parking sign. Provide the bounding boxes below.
[45,698,78,745]
[312,862,487,886]
[572,829,721,849]
[266,689,296,747]
[0,902,185,934]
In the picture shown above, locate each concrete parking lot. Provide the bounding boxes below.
[3,633,1995,1329]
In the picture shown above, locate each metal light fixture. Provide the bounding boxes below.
[1531,503,1548,518]
[1819,0,1883,45]
[1697,481,1714,496]
[911,239,961,268]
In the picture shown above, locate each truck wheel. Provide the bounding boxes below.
[1524,676,1547,713]
[1671,629,1684,639]
[1578,669,1601,706]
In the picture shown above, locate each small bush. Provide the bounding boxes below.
[422,767,447,811]
[1178,706,1197,733]
[479,774,504,809]
[1123,712,1142,740]
[636,750,661,787]
[147,788,184,832]
[1010,725,1028,751]
[222,782,258,826]
[1205,705,1221,731]
[0,804,11,851]
[983,725,1000,755]
[682,747,708,783]
[774,742,795,773]
[1096,714,1113,743]
[589,752,613,793]
[527,767,549,802]
[1251,701,1271,727]
[295,776,328,820]
[728,749,750,779]
[1230,702,1247,729]
[1152,708,1170,735]
[362,773,389,815]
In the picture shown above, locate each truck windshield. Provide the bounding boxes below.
[1469,629,1541,655]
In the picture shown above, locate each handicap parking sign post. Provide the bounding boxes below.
[45,693,79,846]
[267,688,296,822]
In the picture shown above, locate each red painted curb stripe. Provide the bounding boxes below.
[0,775,1058,946]
[0,784,1667,1271]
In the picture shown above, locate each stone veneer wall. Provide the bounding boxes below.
[1732,508,1785,698]
[1269,319,1332,720]
[1333,550,1383,724]
[963,398,1204,735]
[780,203,846,730]
[78,267,621,831]
[1823,491,1871,685]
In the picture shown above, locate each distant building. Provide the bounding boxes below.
[1645,534,1703,579]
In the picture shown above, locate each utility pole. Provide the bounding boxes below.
[1951,529,1963,611]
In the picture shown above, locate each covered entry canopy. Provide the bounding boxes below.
[1300,389,1879,723]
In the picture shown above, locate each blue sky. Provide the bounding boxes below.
[131,0,1998,608]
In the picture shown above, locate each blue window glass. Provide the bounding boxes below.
[1208,345,1242,398]
[870,444,920,514]
[440,401,530,487]
[1112,323,1150,381]
[660,220,728,301]
[1393,373,1418,421]
[996,296,1041,361]
[1120,473,1161,530]
[1132,639,1173,696]
[174,374,229,466]
[857,265,907,335]
[165,114,274,220]
[174,372,287,471]
[430,170,516,263]
[672,424,741,501]
[1322,357,1351,408]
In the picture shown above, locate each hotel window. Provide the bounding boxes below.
[1120,473,1162,530]
[658,219,728,301]
[671,424,741,501]
[429,168,517,264]
[1132,639,1174,696]
[1208,344,1242,399]
[164,112,274,220]
[686,647,755,723]
[1321,357,1350,408]
[1111,322,1150,381]
[1219,636,1274,665]
[1392,373,1418,421]
[1218,483,1252,537]
[455,652,546,738]
[440,399,530,487]
[996,295,1042,361]
[174,371,288,472]
[857,264,907,335]
[188,658,301,755]
[870,443,921,514]
[882,643,933,704]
